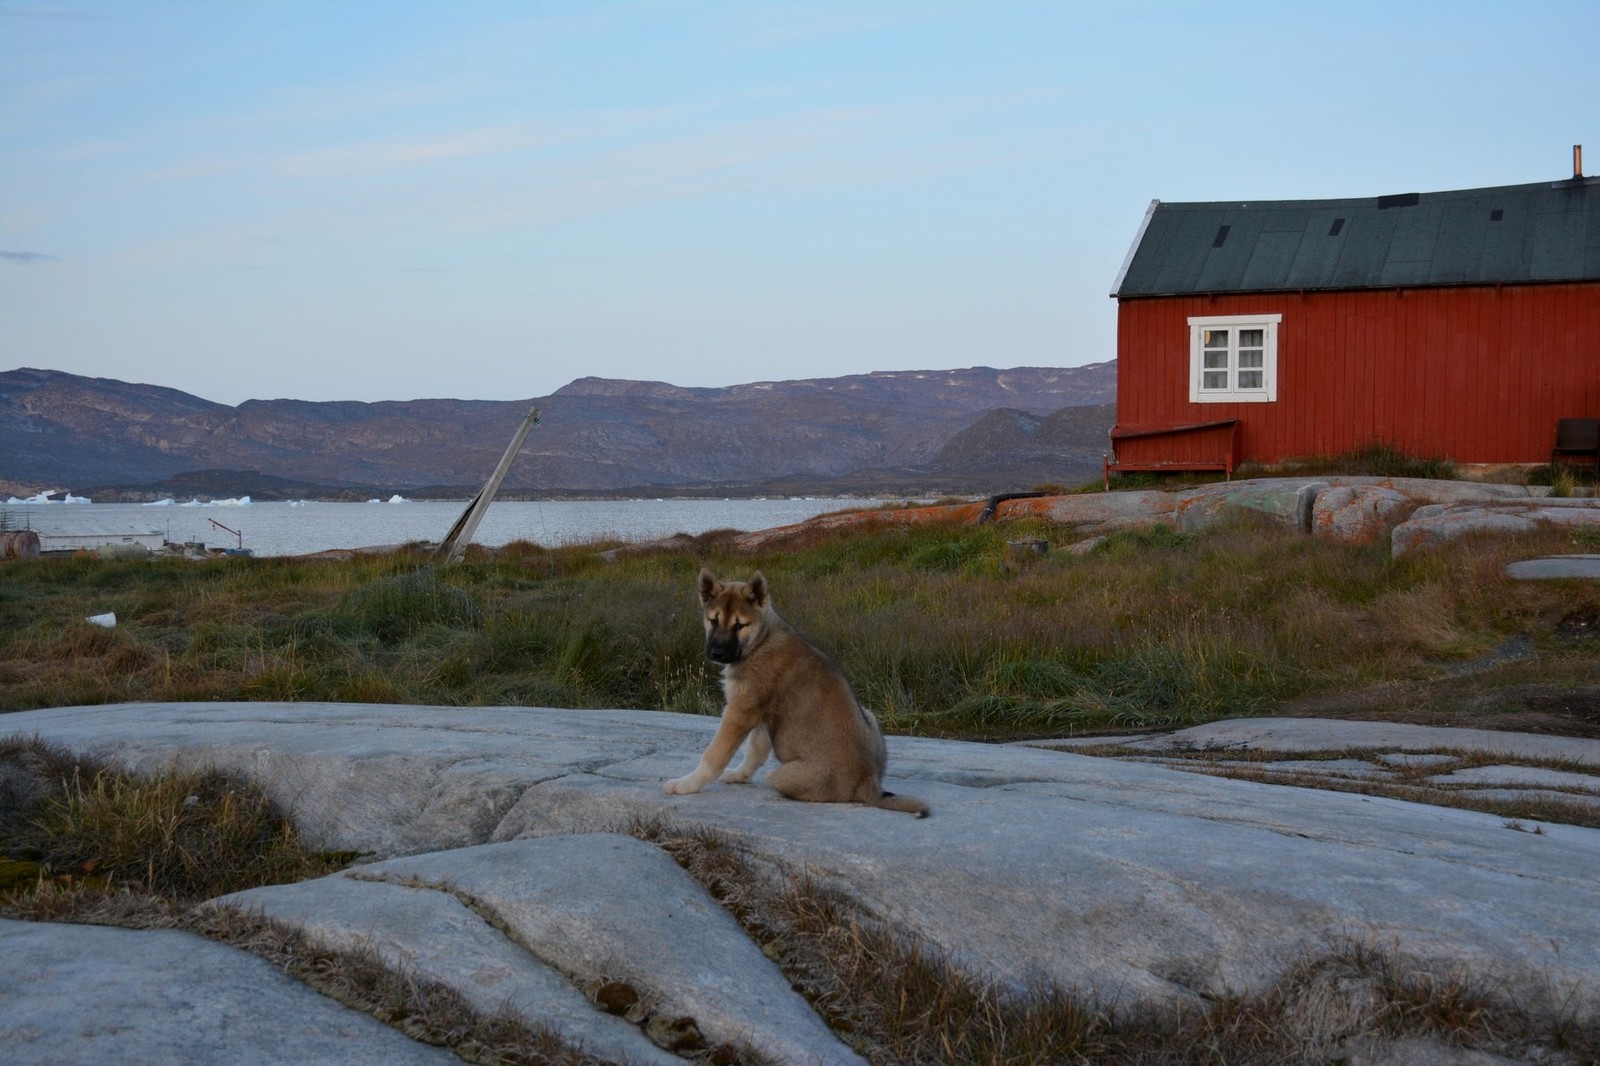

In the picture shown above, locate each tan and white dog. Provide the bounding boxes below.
[665,568,929,817]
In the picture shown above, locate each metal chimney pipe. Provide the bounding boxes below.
[1576,144,1584,178]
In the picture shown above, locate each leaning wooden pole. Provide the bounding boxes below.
[436,407,539,563]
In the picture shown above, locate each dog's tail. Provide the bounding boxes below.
[874,790,930,818]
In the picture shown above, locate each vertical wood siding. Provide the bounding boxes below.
[1114,282,1600,464]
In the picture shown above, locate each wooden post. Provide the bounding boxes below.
[436,407,539,563]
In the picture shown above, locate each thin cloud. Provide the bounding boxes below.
[277,126,542,179]
[0,8,114,20]
[0,250,58,263]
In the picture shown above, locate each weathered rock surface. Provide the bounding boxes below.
[1307,484,1414,543]
[0,918,459,1065]
[5,702,1600,1063]
[222,835,863,1065]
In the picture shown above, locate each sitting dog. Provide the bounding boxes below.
[665,568,929,817]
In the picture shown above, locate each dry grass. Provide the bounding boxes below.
[3,516,1597,745]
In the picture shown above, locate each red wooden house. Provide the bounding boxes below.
[1106,165,1599,476]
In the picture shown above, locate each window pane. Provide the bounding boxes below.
[1203,351,1229,369]
[1239,329,1264,347]
[1202,329,1229,348]
[1239,350,1263,369]
[1202,371,1228,389]
[1239,371,1263,389]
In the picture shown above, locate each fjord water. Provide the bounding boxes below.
[12,498,894,557]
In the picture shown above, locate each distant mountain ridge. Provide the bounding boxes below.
[0,364,1116,499]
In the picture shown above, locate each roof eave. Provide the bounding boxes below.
[1109,199,1159,298]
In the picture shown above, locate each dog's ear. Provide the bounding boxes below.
[698,568,719,604]
[745,571,768,609]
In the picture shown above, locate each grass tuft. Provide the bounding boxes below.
[1236,441,1459,481]
[1,737,347,902]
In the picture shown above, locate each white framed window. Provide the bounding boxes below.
[1188,314,1280,403]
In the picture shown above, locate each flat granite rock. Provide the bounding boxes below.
[1505,554,1600,580]
[1083,716,1600,767]
[0,918,459,1066]
[6,702,1600,1056]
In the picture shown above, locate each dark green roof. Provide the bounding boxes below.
[1112,177,1600,297]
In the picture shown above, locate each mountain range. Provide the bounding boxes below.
[0,364,1117,500]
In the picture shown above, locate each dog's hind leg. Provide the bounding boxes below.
[764,759,850,804]
[721,724,771,784]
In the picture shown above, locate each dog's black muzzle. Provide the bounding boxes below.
[704,634,742,664]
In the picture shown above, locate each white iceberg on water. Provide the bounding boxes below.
[3,491,89,503]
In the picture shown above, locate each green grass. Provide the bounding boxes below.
[2,517,1597,740]
[1234,441,1460,481]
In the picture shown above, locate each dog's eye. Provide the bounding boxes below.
[732,621,747,632]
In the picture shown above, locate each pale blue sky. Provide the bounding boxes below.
[2,1,1594,405]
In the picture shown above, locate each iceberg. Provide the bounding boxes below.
[143,498,176,507]
[64,494,91,504]
[387,494,410,504]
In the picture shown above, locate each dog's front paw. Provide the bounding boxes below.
[719,769,754,784]
[664,775,702,795]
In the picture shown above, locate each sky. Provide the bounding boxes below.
[1,2,1595,407]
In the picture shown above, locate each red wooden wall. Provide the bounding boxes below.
[1114,282,1600,465]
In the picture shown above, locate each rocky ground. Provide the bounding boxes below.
[3,702,1598,1064]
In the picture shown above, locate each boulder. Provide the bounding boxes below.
[1309,484,1414,543]
[1393,499,1600,555]
[1172,477,1328,532]
[1000,489,1176,532]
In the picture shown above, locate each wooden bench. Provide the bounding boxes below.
[1103,419,1239,488]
